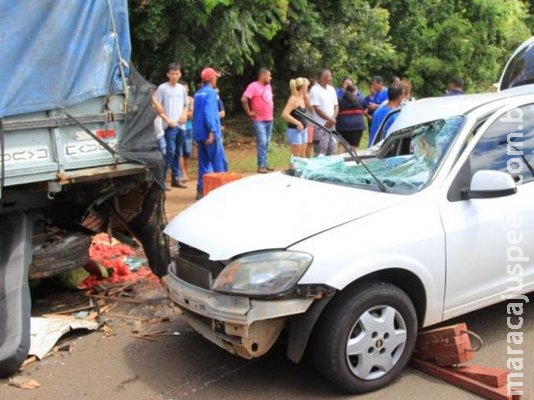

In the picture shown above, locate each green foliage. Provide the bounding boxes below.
[129,0,532,109]
[372,0,532,95]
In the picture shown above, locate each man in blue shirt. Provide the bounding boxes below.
[445,76,465,96]
[368,84,403,146]
[193,67,228,200]
[366,75,388,117]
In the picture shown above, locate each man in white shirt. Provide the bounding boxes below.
[154,62,188,189]
[310,69,338,156]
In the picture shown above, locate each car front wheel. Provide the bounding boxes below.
[313,281,418,394]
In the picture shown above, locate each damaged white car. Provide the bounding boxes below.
[163,88,534,393]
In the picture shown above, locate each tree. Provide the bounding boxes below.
[371,0,532,95]
[128,0,532,111]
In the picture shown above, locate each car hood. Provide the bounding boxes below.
[164,173,405,260]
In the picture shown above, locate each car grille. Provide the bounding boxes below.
[172,242,227,290]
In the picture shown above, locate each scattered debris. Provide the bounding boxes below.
[122,256,147,272]
[85,272,156,305]
[8,376,40,389]
[29,316,99,359]
[412,323,522,400]
[131,318,181,341]
[78,234,144,289]
[21,356,38,368]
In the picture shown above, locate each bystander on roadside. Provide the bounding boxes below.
[241,68,275,173]
[155,63,188,189]
[281,77,310,163]
[310,69,338,156]
[193,67,228,200]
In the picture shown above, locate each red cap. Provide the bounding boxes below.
[200,67,221,82]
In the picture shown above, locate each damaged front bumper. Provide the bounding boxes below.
[162,270,314,359]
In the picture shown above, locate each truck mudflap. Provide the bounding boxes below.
[162,272,314,359]
[128,183,170,277]
[0,211,32,377]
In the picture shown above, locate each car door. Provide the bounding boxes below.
[440,102,534,320]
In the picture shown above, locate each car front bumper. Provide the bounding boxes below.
[162,270,314,359]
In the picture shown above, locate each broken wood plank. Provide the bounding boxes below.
[53,304,96,315]
[107,275,149,296]
[86,293,143,304]
[131,334,159,342]
[455,365,510,388]
[415,332,474,366]
[106,312,148,321]
[21,356,38,368]
[411,359,522,400]
[417,323,468,342]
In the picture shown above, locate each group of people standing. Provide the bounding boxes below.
[280,70,415,162]
[153,62,464,199]
[154,63,227,199]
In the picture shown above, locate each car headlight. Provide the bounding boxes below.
[212,251,313,296]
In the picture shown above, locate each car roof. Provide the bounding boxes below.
[388,87,534,134]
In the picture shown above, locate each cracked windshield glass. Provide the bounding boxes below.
[292,116,464,194]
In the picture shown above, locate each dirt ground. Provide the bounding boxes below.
[0,177,532,400]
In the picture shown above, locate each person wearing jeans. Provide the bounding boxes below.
[253,120,273,172]
[154,62,188,189]
[241,68,274,173]
[165,126,185,182]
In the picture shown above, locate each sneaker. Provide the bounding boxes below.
[171,179,187,189]
[195,190,203,200]
[165,183,172,191]
[265,166,275,172]
[258,167,269,174]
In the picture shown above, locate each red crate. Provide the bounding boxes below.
[203,172,243,196]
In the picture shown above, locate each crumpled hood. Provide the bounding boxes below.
[164,173,404,260]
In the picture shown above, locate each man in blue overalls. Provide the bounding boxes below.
[193,67,228,200]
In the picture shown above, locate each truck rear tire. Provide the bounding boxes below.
[29,231,91,279]
[0,212,32,378]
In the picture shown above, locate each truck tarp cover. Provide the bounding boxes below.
[0,0,131,117]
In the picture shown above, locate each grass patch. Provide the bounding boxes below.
[228,142,291,173]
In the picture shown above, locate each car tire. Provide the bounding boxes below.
[312,280,418,394]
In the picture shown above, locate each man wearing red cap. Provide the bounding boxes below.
[193,67,228,200]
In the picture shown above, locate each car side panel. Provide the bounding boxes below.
[291,194,445,327]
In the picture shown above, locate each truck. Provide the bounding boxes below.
[0,1,168,377]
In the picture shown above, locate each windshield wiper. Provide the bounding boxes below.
[295,109,389,193]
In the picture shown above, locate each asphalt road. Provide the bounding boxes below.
[0,291,532,400]
[1,185,532,400]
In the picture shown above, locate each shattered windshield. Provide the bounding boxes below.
[292,116,464,194]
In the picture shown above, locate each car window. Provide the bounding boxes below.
[470,104,534,184]
[373,109,401,145]
[500,40,534,90]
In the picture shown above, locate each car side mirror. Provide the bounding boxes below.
[463,170,517,199]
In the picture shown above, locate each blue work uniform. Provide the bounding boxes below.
[193,84,228,192]
[369,104,398,147]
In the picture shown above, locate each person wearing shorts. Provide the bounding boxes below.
[281,77,310,166]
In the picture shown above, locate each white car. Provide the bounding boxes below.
[163,87,533,393]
